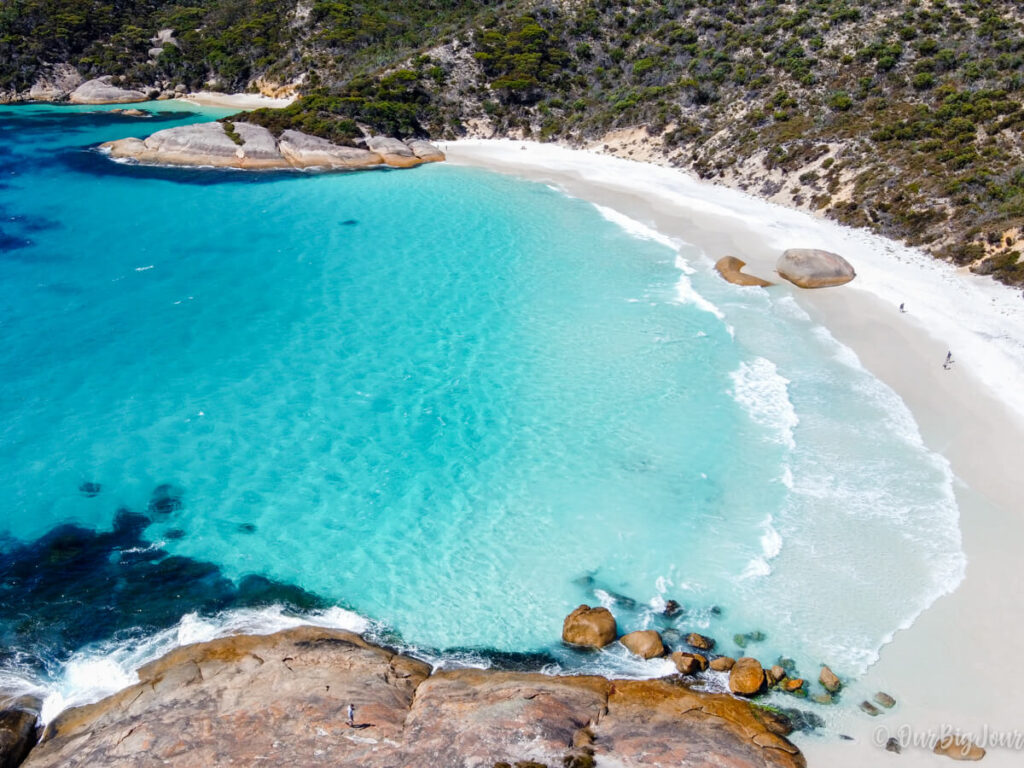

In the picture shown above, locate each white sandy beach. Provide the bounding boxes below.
[177,91,296,109]
[444,139,1024,766]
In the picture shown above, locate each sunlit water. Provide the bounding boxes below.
[0,103,963,721]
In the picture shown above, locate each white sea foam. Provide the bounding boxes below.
[589,202,729,326]
[672,256,729,325]
[448,139,1024,425]
[772,295,812,323]
[592,203,680,251]
[740,514,784,580]
[6,605,371,724]
[729,357,799,449]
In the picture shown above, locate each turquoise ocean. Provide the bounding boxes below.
[0,103,964,721]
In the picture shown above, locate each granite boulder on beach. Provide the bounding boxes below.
[776,248,856,288]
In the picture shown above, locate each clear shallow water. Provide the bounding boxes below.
[0,103,964,717]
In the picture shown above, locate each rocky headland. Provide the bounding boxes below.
[101,122,445,171]
[1,625,806,768]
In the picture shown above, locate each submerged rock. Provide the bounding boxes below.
[69,78,147,105]
[729,657,766,697]
[17,627,806,768]
[663,599,682,617]
[776,249,856,289]
[148,483,183,515]
[78,481,101,497]
[714,256,774,287]
[562,605,616,649]
[874,691,896,709]
[620,629,664,659]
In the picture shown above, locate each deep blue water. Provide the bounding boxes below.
[0,102,963,718]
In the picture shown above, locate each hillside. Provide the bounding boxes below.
[3,0,1024,286]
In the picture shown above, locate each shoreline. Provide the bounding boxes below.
[175,91,295,109]
[7,626,806,768]
[3,111,1022,763]
[442,138,1024,766]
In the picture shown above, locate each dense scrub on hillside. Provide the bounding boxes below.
[0,1,499,92]
[4,0,1024,285]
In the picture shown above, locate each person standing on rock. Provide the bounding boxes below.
[347,703,355,727]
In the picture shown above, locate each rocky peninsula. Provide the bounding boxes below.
[101,122,444,171]
[1,625,805,768]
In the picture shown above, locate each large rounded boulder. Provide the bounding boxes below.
[729,657,767,697]
[562,605,617,649]
[776,248,856,288]
[69,77,146,104]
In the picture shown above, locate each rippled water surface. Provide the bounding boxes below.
[0,103,963,712]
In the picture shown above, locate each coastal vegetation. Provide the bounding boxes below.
[4,0,1024,284]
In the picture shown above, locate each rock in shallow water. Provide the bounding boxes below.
[776,249,856,289]
[686,632,715,651]
[620,629,664,659]
[561,605,616,649]
[672,651,708,675]
[714,256,774,287]
[819,665,842,693]
[729,657,767,697]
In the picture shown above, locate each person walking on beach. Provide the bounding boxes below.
[899,302,906,313]
[944,351,954,370]
[347,703,355,727]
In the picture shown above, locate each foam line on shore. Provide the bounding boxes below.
[443,139,1024,426]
